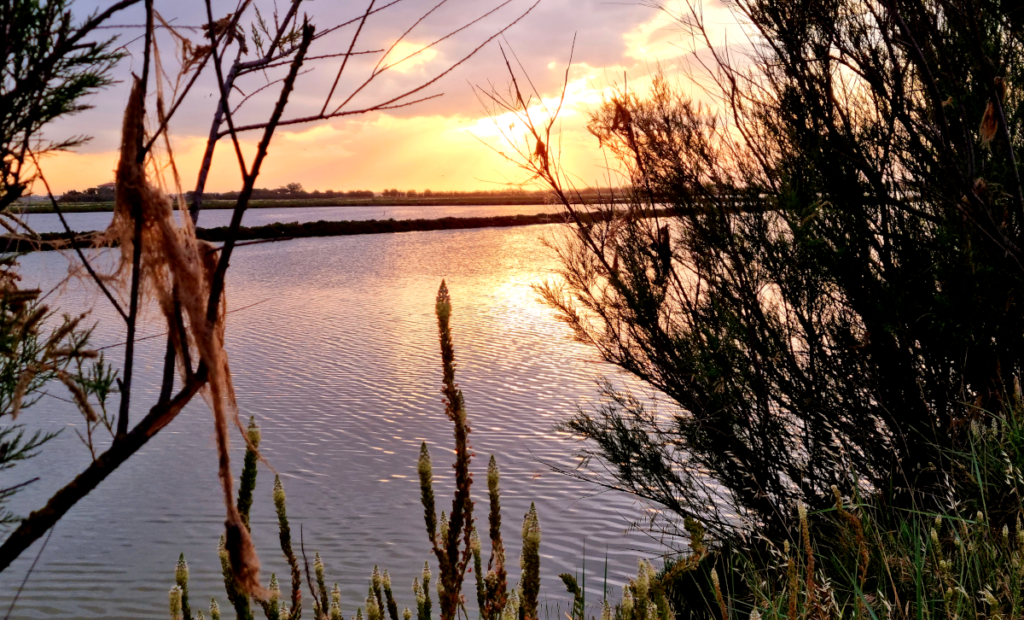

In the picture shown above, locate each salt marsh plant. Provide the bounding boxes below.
[173,283,542,620]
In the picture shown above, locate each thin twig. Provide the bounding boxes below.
[29,157,127,322]
[320,0,376,115]
[204,0,248,176]
[332,0,525,116]
[117,0,154,438]
[2,525,55,620]
[219,94,444,135]
[207,23,314,323]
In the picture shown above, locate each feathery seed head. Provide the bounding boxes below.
[1005,524,1010,544]
[413,578,425,605]
[210,598,220,620]
[501,598,516,620]
[750,610,761,620]
[977,511,985,525]
[176,553,189,587]
[621,586,634,618]
[488,455,500,492]
[422,562,432,583]
[403,608,411,620]
[330,602,343,620]
[601,600,612,620]
[935,516,942,529]
[636,559,650,601]
[471,527,481,553]
[502,591,520,620]
[197,612,206,620]
[368,590,381,620]
[170,586,183,620]
[273,475,286,509]
[316,552,325,580]
[440,511,449,543]
[418,443,432,477]
[523,503,541,546]
[383,569,392,591]
[931,528,940,547]
[373,566,382,591]
[357,608,364,620]
[247,416,260,447]
[269,574,280,602]
[436,281,451,322]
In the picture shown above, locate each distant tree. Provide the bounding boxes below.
[1,0,136,211]
[423,188,433,197]
[284,182,303,194]
[407,189,418,197]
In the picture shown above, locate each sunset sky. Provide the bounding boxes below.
[38,0,743,195]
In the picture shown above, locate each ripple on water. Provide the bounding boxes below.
[0,224,679,619]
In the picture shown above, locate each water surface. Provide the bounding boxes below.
[0,221,672,619]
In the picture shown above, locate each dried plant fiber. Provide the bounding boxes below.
[104,76,266,598]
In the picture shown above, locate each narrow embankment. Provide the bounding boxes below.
[0,212,573,253]
[16,195,616,214]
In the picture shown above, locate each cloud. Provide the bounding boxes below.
[39,0,741,194]
[380,40,440,74]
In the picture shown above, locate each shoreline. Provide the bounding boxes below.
[0,211,578,253]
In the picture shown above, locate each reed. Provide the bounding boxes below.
[172,283,542,620]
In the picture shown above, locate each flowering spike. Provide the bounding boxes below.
[176,553,189,586]
[316,552,330,614]
[440,511,450,545]
[170,586,183,620]
[269,573,280,601]
[520,504,541,620]
[419,442,438,547]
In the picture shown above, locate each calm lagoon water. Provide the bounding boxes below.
[0,207,672,619]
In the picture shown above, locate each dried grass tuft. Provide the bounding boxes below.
[101,75,265,597]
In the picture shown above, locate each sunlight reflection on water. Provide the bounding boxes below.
[0,221,677,619]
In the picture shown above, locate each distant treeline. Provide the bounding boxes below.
[48,182,622,206]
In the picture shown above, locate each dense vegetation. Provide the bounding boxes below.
[526,0,1024,538]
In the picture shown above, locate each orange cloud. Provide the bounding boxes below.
[35,104,620,195]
